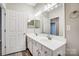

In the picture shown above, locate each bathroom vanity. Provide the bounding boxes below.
[26,33,66,56]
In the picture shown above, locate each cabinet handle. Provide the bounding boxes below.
[38,52,40,55]
[38,52,40,54]
[45,51,47,54]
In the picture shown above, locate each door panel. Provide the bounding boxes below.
[6,10,26,54]
[33,40,38,56]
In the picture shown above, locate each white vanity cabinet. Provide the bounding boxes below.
[27,37,33,54]
[26,33,66,56]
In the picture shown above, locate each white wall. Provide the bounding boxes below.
[49,4,65,36]
[65,3,79,56]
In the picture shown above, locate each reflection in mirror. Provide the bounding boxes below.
[50,17,59,36]
[27,3,65,37]
[27,20,40,28]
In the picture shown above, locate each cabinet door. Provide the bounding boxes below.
[52,45,65,56]
[27,37,30,49]
[33,40,41,56]
[41,46,52,56]
[27,37,33,54]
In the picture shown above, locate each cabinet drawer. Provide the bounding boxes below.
[41,45,52,56]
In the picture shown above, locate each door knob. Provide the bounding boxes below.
[58,54,61,56]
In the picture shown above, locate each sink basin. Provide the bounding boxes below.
[37,34,53,40]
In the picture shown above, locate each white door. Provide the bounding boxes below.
[6,10,26,54]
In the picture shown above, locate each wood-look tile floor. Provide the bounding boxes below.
[6,50,32,56]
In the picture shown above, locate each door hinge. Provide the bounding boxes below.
[4,46,6,48]
[4,29,6,32]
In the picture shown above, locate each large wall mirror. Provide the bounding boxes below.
[27,3,65,37]
[35,3,65,37]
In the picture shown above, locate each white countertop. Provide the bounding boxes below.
[26,33,66,51]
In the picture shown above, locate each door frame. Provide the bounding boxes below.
[1,4,6,55]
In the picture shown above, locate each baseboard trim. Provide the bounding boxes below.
[5,50,26,56]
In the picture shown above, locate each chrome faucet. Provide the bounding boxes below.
[47,34,52,40]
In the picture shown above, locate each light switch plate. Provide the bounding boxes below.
[66,25,71,31]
